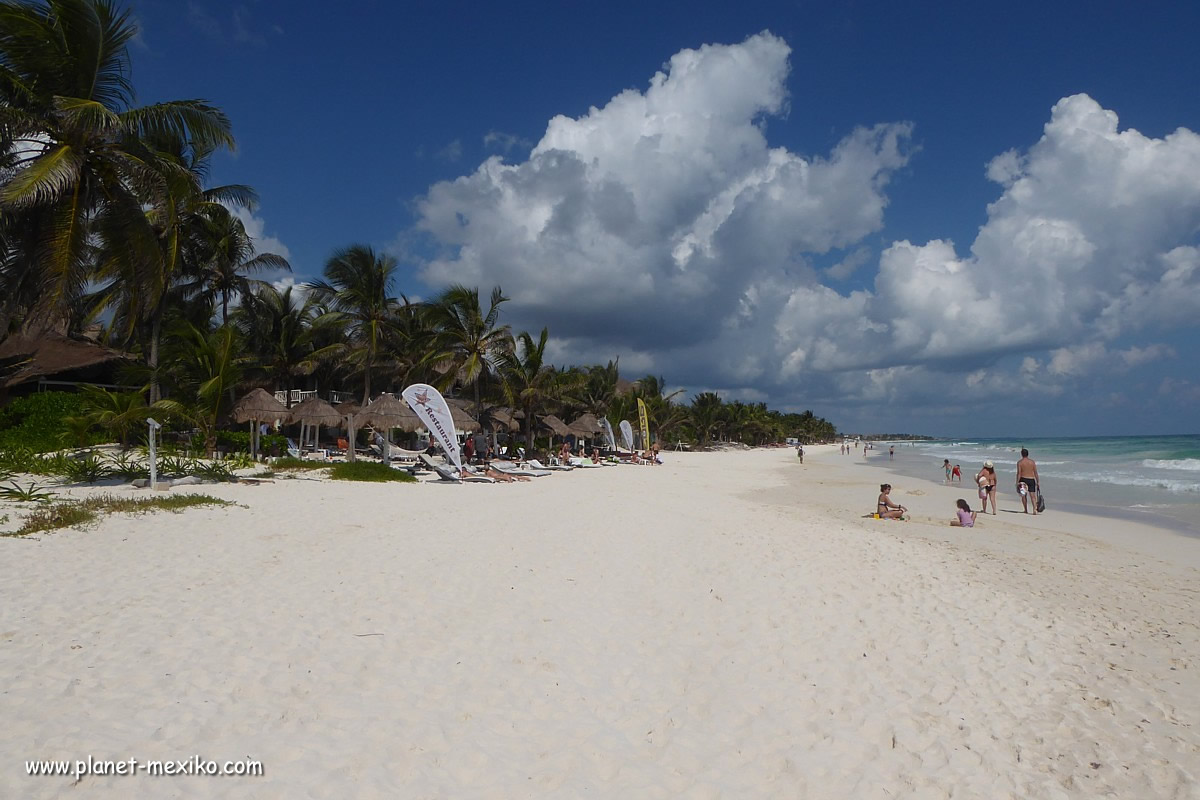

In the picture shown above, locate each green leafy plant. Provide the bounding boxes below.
[0,393,102,453]
[0,481,57,503]
[329,462,416,483]
[61,454,115,484]
[156,456,191,479]
[189,461,236,482]
[104,453,150,482]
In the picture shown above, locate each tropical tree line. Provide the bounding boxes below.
[0,0,838,451]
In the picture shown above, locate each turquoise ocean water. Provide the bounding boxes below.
[859,435,1200,536]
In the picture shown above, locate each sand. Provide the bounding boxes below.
[1,447,1197,798]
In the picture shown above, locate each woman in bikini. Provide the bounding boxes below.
[876,484,906,519]
[975,461,998,515]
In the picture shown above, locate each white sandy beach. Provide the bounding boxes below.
[2,447,1198,798]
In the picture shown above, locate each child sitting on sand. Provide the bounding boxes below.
[950,499,976,527]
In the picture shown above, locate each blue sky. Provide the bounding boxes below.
[128,0,1200,436]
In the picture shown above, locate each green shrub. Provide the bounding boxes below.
[188,430,288,455]
[0,392,107,452]
[329,462,416,483]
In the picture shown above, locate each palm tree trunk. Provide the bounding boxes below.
[221,291,229,326]
[148,307,163,404]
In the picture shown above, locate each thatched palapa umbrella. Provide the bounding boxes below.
[231,388,288,460]
[286,397,343,457]
[358,394,423,462]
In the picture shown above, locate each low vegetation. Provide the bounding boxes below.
[329,462,416,483]
[6,494,234,537]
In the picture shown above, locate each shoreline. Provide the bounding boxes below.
[852,446,1200,539]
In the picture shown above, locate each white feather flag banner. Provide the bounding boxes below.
[619,419,634,451]
[600,417,617,451]
[402,384,461,474]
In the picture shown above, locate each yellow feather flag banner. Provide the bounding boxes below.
[637,397,651,449]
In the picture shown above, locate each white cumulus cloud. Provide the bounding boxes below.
[412,33,1200,425]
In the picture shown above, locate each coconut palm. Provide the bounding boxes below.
[0,0,235,333]
[306,245,401,404]
[236,283,339,406]
[186,203,290,325]
[499,327,560,448]
[426,284,513,418]
[689,391,722,449]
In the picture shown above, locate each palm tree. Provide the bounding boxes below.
[500,327,560,448]
[689,391,722,449]
[307,245,401,404]
[187,204,290,325]
[237,284,339,406]
[426,284,513,418]
[157,322,245,455]
[0,0,235,333]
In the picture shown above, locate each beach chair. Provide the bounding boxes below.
[490,461,552,478]
[430,462,494,483]
[286,437,302,459]
[567,457,603,468]
[527,458,572,471]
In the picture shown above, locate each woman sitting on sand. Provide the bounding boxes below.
[877,484,906,519]
[950,499,976,527]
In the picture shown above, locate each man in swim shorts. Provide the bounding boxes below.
[1016,448,1040,515]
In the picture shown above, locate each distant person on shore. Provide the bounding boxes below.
[975,461,998,515]
[889,446,894,460]
[797,445,804,463]
[942,459,952,483]
[950,499,976,527]
[876,484,906,519]
[952,464,962,483]
[1016,448,1040,514]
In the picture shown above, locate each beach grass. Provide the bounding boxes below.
[7,493,234,537]
[329,462,416,483]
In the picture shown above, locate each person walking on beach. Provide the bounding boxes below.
[975,461,998,515]
[796,445,804,463]
[889,446,894,460]
[942,459,952,484]
[1016,448,1040,514]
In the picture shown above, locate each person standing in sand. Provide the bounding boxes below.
[942,459,952,484]
[1016,448,1040,514]
[952,464,962,483]
[975,461,998,515]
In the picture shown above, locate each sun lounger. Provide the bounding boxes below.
[489,461,552,477]
[567,457,602,468]
[526,458,571,471]
[430,463,494,483]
